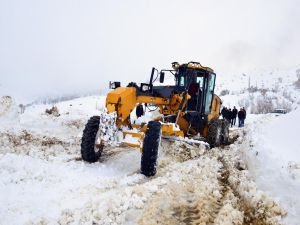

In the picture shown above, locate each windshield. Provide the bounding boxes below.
[178,69,205,88]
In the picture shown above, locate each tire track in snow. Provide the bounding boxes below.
[138,131,285,225]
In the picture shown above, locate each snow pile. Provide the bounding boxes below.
[0,96,19,122]
[160,139,209,162]
[238,113,300,224]
[0,96,14,116]
[130,105,162,125]
[264,108,300,164]
[0,129,80,161]
[221,149,285,224]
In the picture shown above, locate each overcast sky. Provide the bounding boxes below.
[0,0,299,102]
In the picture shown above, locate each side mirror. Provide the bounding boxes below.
[149,67,155,86]
[159,72,165,83]
[109,81,121,89]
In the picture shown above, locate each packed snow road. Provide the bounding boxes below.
[0,96,288,224]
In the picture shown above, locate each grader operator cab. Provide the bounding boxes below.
[81,62,229,176]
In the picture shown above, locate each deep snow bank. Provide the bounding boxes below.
[264,108,300,164]
[240,113,300,225]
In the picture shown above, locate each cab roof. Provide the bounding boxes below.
[172,61,214,73]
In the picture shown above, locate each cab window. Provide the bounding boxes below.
[179,76,185,86]
[204,73,216,113]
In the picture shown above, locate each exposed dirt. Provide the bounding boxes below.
[0,129,80,160]
[45,106,60,117]
[61,119,86,129]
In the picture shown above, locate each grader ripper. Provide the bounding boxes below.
[81,62,229,176]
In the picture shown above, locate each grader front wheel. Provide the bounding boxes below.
[81,116,103,163]
[141,121,162,177]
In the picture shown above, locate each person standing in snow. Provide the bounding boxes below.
[242,107,246,118]
[232,106,238,126]
[242,107,246,127]
[227,108,232,123]
[238,108,245,127]
[229,109,235,127]
[221,107,227,119]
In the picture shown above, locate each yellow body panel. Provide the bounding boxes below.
[122,131,145,150]
[137,96,169,105]
[122,123,183,149]
[161,124,184,137]
[106,87,137,126]
[208,95,221,123]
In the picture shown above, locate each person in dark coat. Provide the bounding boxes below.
[242,107,246,118]
[227,108,232,123]
[229,109,235,127]
[232,106,238,126]
[238,108,246,127]
[221,107,227,119]
[241,107,247,126]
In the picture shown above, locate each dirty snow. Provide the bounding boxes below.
[0,94,292,224]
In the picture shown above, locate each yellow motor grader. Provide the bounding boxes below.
[81,62,229,176]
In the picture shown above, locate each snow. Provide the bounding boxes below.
[238,113,300,225]
[1,64,300,224]
[0,151,142,224]
[0,95,286,224]
[216,65,300,113]
[264,109,300,164]
[216,65,299,94]
[122,134,141,146]
[214,65,300,224]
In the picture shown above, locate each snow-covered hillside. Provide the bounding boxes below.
[216,65,300,94]
[215,65,300,113]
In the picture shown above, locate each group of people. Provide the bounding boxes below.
[221,106,247,127]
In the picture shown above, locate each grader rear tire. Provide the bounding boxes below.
[141,121,162,177]
[81,116,102,163]
[207,120,222,148]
